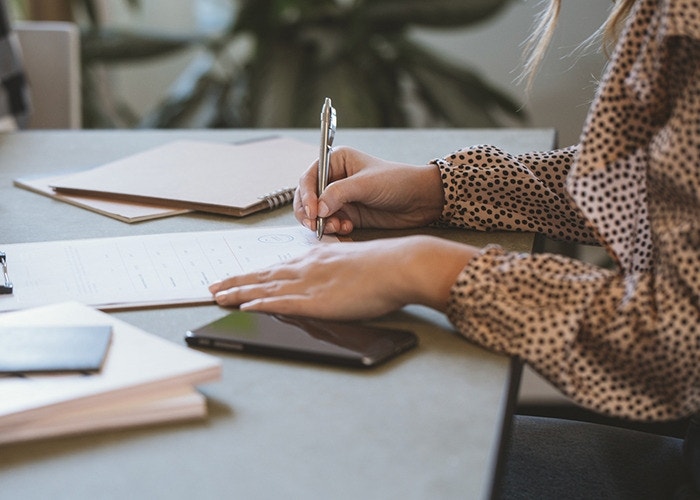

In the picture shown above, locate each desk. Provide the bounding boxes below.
[0,129,554,500]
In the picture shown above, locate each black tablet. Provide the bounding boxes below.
[185,310,417,368]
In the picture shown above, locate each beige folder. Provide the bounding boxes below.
[51,137,318,217]
[15,173,190,223]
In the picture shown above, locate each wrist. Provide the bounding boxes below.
[399,236,477,312]
[415,164,445,223]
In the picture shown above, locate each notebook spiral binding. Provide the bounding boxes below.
[260,187,296,210]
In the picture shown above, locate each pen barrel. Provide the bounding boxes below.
[317,97,335,240]
[318,98,333,196]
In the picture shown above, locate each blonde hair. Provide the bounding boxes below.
[520,0,637,91]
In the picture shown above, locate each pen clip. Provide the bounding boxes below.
[0,251,13,295]
[325,101,336,147]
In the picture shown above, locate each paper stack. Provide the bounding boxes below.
[0,302,222,444]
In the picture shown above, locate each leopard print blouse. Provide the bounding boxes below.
[435,0,700,421]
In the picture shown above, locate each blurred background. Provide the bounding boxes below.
[11,0,609,147]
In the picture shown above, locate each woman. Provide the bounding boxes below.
[211,0,699,495]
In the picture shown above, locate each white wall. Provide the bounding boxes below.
[110,1,611,147]
[412,1,610,147]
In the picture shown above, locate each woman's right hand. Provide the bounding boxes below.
[293,146,445,235]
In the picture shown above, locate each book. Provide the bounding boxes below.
[2,387,206,445]
[14,173,190,223]
[49,137,318,217]
[0,302,221,444]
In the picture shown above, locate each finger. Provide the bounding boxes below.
[239,295,314,316]
[338,218,354,235]
[316,174,373,220]
[208,267,298,294]
[293,188,313,228]
[309,147,359,219]
[242,295,393,321]
[316,215,354,235]
[298,161,320,220]
[212,280,296,307]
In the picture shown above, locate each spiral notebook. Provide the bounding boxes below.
[49,137,318,217]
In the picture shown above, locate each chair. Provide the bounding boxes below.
[14,20,81,129]
[493,415,700,499]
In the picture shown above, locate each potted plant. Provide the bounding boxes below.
[20,0,524,128]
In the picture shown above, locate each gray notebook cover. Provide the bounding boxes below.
[0,325,112,374]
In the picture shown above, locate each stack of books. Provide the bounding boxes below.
[0,301,221,444]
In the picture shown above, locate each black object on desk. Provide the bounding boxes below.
[186,310,417,368]
[0,251,12,294]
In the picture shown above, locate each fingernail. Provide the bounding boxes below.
[302,219,312,230]
[318,201,329,217]
[304,205,311,218]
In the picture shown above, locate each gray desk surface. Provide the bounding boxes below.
[0,128,554,500]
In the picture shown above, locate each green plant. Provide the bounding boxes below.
[74,0,525,128]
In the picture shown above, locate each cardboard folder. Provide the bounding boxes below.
[50,137,318,217]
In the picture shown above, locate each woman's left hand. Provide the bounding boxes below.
[208,236,477,320]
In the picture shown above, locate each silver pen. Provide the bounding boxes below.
[316,97,336,239]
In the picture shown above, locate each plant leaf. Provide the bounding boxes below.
[397,38,526,124]
[408,65,500,127]
[81,29,204,63]
[81,66,140,128]
[138,52,222,128]
[76,0,525,130]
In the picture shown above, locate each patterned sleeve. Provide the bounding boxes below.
[434,144,700,421]
[431,0,700,423]
[432,144,599,244]
[446,245,698,422]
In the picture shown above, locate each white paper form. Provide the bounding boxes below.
[0,226,337,312]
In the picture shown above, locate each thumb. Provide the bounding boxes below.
[317,175,371,217]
